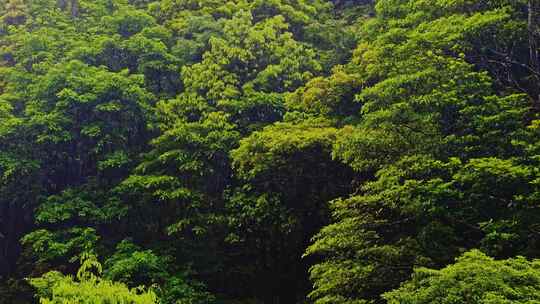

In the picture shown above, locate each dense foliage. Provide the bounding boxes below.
[30,253,158,304]
[1,0,540,303]
[384,250,540,304]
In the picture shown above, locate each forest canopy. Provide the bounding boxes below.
[1,0,540,303]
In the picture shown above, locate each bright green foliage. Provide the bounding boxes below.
[112,2,356,302]
[119,110,240,238]
[2,0,540,303]
[10,58,154,267]
[285,68,362,120]
[232,119,338,179]
[304,0,540,303]
[179,9,322,131]
[22,227,99,264]
[182,12,320,100]
[30,253,158,304]
[384,250,540,304]
[156,0,333,38]
[22,60,153,155]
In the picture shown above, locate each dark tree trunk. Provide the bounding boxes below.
[0,201,30,279]
[57,0,67,10]
[70,0,79,17]
[529,0,540,107]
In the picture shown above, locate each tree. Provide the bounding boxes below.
[228,118,353,303]
[384,250,540,304]
[104,240,215,304]
[6,0,540,304]
[180,9,321,130]
[30,253,158,304]
[119,2,342,301]
[305,1,540,303]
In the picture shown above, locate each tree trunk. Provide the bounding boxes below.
[529,0,540,107]
[70,0,79,17]
[0,201,29,278]
[57,0,67,10]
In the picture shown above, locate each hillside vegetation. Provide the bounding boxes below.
[1,0,540,303]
